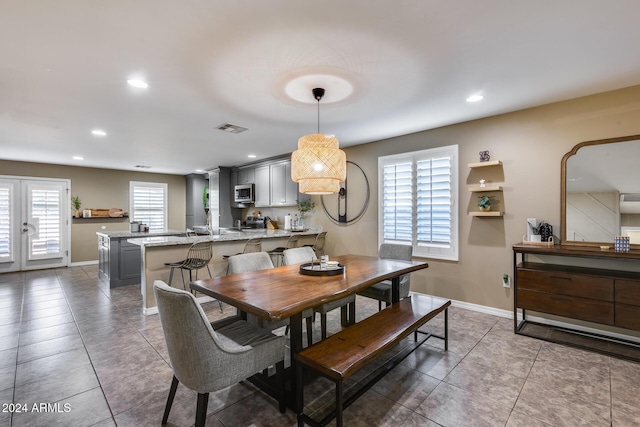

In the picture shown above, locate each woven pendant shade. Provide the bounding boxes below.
[291,133,346,194]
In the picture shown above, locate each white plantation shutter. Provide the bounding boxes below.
[30,188,62,257]
[130,182,168,231]
[382,162,413,242]
[379,145,458,261]
[0,186,11,260]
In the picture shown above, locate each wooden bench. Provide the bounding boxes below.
[294,294,450,427]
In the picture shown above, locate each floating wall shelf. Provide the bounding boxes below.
[468,160,503,168]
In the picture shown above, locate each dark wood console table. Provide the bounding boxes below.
[513,243,640,361]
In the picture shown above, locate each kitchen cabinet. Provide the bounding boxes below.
[97,231,185,288]
[270,161,298,206]
[254,165,270,207]
[233,158,301,208]
[209,167,238,228]
[237,167,255,184]
[185,173,208,229]
[98,235,141,288]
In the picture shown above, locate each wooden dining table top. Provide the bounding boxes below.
[190,254,428,321]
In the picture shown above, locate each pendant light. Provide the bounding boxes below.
[291,88,347,194]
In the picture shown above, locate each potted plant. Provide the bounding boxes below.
[71,195,82,218]
[296,199,316,228]
[478,195,493,212]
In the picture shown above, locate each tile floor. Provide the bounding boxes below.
[1,265,640,426]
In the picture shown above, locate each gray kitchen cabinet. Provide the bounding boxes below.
[270,161,299,206]
[98,235,141,288]
[185,173,208,229]
[254,165,270,207]
[97,231,184,288]
[237,167,255,184]
[119,240,142,280]
[209,167,238,228]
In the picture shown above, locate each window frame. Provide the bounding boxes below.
[129,181,168,232]
[378,144,459,261]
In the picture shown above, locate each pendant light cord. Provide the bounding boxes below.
[312,87,325,135]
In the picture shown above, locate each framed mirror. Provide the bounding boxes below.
[561,134,640,246]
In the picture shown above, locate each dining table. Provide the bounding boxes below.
[190,253,429,410]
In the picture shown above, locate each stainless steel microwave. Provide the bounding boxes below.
[234,184,254,203]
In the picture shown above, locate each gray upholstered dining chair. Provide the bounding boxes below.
[153,280,285,427]
[357,243,413,310]
[283,247,355,339]
[227,252,315,346]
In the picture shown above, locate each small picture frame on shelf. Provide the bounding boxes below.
[83,209,91,218]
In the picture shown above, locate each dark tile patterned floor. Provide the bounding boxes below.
[1,266,640,426]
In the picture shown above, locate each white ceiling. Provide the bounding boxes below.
[2,0,640,176]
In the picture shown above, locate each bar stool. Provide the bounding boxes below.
[267,235,299,266]
[164,241,222,312]
[304,231,327,258]
[222,238,262,273]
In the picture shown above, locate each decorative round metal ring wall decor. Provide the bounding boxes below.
[321,161,370,224]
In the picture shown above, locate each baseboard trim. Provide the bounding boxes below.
[70,260,98,267]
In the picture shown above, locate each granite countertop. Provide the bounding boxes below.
[96,230,187,239]
[127,227,321,247]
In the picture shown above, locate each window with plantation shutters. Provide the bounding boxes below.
[379,145,458,261]
[130,182,168,232]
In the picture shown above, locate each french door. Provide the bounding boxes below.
[0,177,70,273]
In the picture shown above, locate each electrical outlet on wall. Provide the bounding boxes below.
[502,274,511,288]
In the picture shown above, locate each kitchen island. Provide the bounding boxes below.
[97,230,187,288]
[127,227,321,314]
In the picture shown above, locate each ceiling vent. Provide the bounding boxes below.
[620,193,640,214]
[216,123,249,134]
[621,193,640,202]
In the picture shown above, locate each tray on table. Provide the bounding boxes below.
[299,262,345,276]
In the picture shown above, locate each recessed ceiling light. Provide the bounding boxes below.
[248,154,257,159]
[466,94,484,103]
[73,156,84,160]
[195,169,205,173]
[127,79,148,89]
[91,129,107,136]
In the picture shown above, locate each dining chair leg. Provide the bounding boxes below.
[195,392,209,427]
[162,375,179,424]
